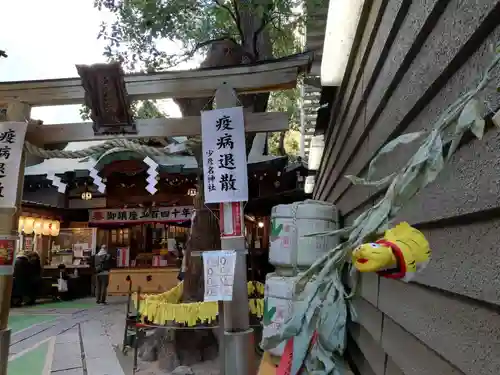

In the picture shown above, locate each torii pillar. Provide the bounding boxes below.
[0,101,31,375]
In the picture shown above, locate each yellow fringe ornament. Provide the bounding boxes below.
[133,281,264,326]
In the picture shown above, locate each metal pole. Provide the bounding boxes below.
[0,102,31,375]
[215,85,254,375]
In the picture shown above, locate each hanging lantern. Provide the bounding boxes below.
[42,219,52,236]
[33,218,44,235]
[18,216,25,233]
[81,191,92,200]
[23,217,35,234]
[50,220,60,237]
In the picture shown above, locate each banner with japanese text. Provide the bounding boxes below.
[201,106,249,203]
[0,122,28,208]
[89,206,194,224]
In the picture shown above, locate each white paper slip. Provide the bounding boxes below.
[202,250,237,301]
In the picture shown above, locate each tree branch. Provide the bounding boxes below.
[252,8,276,59]
[278,131,286,156]
[230,0,245,45]
[213,0,245,45]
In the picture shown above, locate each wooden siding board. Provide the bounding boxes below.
[315,0,409,199]
[349,323,386,375]
[317,0,413,201]
[316,0,440,200]
[414,218,500,307]
[384,356,405,375]
[347,335,379,375]
[378,279,500,375]
[351,298,383,342]
[381,316,465,375]
[336,15,500,216]
[325,0,500,204]
[323,0,452,202]
[394,127,500,224]
[335,0,390,145]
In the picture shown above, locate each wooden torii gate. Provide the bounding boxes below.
[0,53,311,375]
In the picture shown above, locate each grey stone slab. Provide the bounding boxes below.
[51,368,84,375]
[86,357,125,375]
[10,313,96,354]
[51,343,82,372]
[84,342,116,360]
[51,356,83,372]
[56,331,80,345]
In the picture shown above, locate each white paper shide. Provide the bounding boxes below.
[0,122,28,208]
[201,107,249,203]
[202,250,236,301]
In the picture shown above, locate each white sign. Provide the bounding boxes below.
[0,122,28,208]
[89,206,194,224]
[201,107,249,203]
[202,250,236,301]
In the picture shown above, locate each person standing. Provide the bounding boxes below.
[26,251,42,305]
[94,245,112,304]
[12,251,30,306]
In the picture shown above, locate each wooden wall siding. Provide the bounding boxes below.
[313,0,500,374]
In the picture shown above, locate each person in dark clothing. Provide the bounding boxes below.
[26,251,42,305]
[94,245,113,304]
[12,252,30,307]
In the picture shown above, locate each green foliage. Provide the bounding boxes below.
[94,0,305,69]
[79,100,165,121]
[93,0,307,155]
[267,87,301,155]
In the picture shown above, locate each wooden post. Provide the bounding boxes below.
[0,102,30,375]
[215,85,254,375]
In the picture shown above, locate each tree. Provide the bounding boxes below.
[266,87,301,155]
[94,0,306,154]
[80,99,166,120]
[93,0,308,368]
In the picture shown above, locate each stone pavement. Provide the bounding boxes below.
[7,297,130,375]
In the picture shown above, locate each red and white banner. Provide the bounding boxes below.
[89,206,194,225]
[220,202,244,237]
[116,247,130,267]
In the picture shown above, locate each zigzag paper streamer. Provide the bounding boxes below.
[46,173,67,194]
[143,157,159,195]
[88,161,106,193]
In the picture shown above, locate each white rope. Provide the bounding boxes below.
[23,137,202,159]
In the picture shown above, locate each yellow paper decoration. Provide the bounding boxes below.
[133,281,264,326]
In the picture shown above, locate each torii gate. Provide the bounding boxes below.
[0,53,311,375]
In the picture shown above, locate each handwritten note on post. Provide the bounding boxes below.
[202,250,237,301]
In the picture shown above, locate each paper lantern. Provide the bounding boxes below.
[42,219,52,236]
[23,217,35,235]
[18,216,25,233]
[50,220,60,237]
[33,218,44,235]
